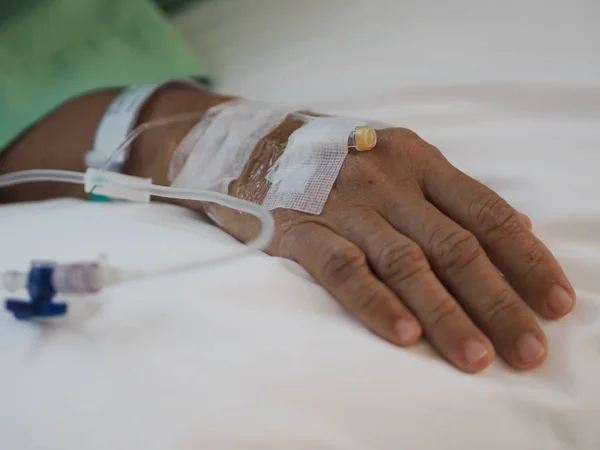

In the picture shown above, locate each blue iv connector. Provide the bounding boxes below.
[5,266,67,320]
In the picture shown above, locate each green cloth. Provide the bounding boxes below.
[155,0,200,14]
[0,0,207,151]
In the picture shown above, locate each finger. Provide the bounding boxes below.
[333,207,494,372]
[383,197,548,370]
[278,221,422,346]
[518,212,532,230]
[423,164,575,319]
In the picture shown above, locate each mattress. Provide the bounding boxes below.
[2,0,599,448]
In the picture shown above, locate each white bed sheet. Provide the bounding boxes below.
[2,0,600,448]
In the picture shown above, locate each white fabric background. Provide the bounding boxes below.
[2,0,600,448]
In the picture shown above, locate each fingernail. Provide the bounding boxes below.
[547,284,574,315]
[463,339,488,364]
[516,333,545,364]
[395,319,421,344]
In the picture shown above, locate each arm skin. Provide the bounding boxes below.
[0,87,230,203]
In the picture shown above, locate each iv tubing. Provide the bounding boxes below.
[0,169,274,254]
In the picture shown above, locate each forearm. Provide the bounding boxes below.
[0,87,231,203]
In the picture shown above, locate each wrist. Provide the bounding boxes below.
[123,87,233,186]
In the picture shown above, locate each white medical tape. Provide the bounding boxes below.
[262,117,368,214]
[169,101,291,193]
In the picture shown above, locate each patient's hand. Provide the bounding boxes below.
[204,125,576,373]
[1,86,574,372]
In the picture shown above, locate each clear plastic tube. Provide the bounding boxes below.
[101,112,205,172]
[97,174,274,253]
[0,169,85,188]
[0,169,274,270]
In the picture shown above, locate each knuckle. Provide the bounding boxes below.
[426,145,445,161]
[521,241,546,278]
[394,127,419,140]
[354,289,384,317]
[426,300,463,330]
[479,288,523,325]
[320,243,366,286]
[428,227,482,272]
[376,241,430,286]
[469,193,521,237]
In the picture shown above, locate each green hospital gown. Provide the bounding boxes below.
[0,0,207,151]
